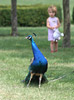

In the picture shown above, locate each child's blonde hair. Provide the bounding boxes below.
[48,5,57,14]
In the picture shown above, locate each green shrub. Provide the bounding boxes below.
[0,9,11,26]
[0,5,62,26]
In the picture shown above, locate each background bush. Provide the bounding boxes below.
[0,5,62,27]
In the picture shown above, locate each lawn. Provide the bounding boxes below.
[0,0,73,11]
[0,0,72,7]
[0,0,62,5]
[0,26,74,100]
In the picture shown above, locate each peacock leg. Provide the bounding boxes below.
[27,73,34,87]
[30,57,34,64]
[39,74,43,88]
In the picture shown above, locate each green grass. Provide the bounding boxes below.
[0,0,62,5]
[0,0,73,11]
[0,26,74,100]
[0,0,73,9]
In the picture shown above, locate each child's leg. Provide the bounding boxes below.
[54,41,58,52]
[50,41,54,53]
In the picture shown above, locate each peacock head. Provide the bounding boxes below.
[25,35,33,41]
[25,33,36,41]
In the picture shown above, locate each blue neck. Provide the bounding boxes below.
[31,39,44,60]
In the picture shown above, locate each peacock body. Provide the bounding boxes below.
[24,35,48,87]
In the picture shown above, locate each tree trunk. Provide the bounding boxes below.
[63,0,71,47]
[11,0,18,36]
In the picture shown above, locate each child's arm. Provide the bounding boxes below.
[55,18,61,28]
[46,18,55,30]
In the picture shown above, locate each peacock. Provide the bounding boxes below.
[24,33,48,87]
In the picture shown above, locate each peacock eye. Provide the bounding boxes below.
[29,36,31,39]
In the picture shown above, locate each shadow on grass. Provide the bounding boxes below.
[46,65,74,84]
[20,66,74,88]
[21,75,48,88]
[0,32,25,36]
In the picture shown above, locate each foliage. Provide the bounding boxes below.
[0,5,62,26]
[0,9,11,26]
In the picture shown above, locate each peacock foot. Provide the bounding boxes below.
[39,85,41,88]
[27,84,29,87]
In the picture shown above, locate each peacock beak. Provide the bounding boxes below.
[25,37,28,39]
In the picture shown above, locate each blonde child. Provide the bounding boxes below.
[46,5,61,53]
